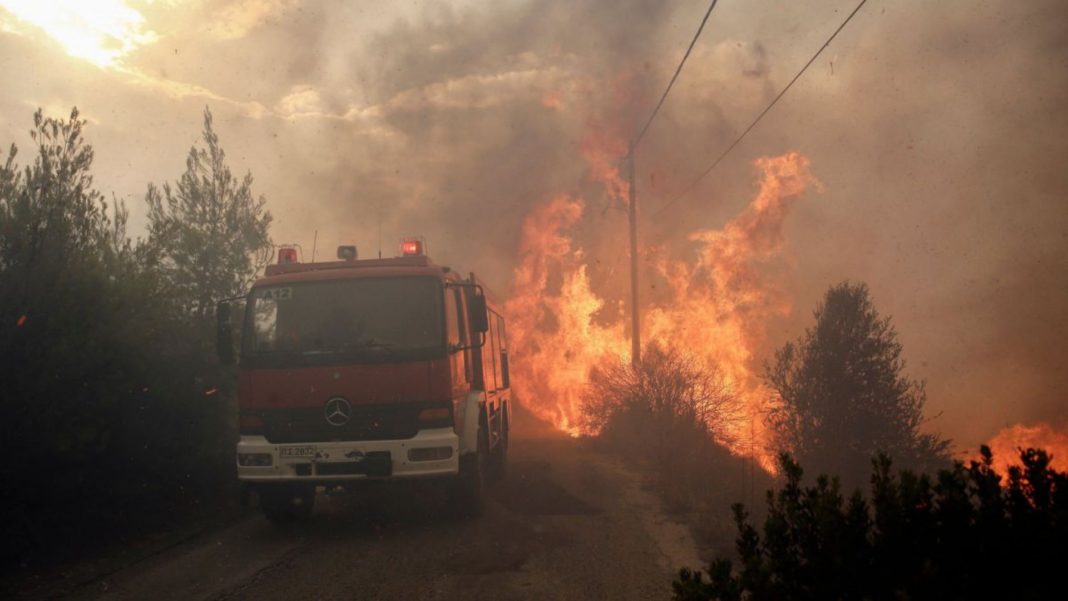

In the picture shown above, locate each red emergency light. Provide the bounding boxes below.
[277,246,299,264]
[400,237,426,257]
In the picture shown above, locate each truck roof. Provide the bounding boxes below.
[255,255,503,312]
[256,256,454,287]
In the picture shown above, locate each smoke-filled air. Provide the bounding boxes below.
[2,1,1068,595]
[2,0,1065,467]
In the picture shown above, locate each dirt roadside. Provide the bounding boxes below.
[13,429,706,601]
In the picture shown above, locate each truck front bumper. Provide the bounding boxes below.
[236,427,459,483]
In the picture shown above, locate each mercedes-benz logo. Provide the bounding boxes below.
[324,397,352,427]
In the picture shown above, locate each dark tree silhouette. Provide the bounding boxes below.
[0,108,137,474]
[674,447,1067,601]
[765,281,949,485]
[0,107,262,569]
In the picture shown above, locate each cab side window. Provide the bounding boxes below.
[452,288,468,347]
[444,288,460,347]
[486,311,499,390]
[446,286,471,382]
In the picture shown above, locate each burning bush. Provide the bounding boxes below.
[583,342,743,443]
[582,343,769,526]
[673,446,1067,601]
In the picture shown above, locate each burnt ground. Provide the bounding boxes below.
[10,420,707,601]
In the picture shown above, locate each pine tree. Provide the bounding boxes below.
[145,106,272,319]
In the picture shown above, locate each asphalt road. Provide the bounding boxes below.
[49,431,702,601]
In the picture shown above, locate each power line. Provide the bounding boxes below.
[653,0,870,218]
[625,0,720,367]
[632,0,720,150]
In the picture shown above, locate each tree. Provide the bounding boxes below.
[146,106,272,319]
[0,108,128,273]
[0,108,156,515]
[0,107,267,568]
[765,282,949,485]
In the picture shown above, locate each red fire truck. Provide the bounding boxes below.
[216,239,511,522]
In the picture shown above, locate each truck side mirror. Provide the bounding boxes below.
[469,294,489,333]
[216,301,235,365]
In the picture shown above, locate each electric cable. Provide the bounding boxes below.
[632,0,720,151]
[653,0,870,217]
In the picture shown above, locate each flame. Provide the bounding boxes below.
[579,129,631,202]
[505,195,625,434]
[984,423,1068,475]
[506,132,818,472]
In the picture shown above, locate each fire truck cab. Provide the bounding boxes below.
[217,240,510,522]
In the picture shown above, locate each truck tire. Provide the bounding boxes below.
[259,485,315,525]
[450,427,487,518]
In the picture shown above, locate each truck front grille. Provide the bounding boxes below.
[261,405,421,443]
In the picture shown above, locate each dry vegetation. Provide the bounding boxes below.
[582,344,774,549]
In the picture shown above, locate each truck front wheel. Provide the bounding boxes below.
[259,485,315,524]
[450,428,487,518]
[487,411,508,481]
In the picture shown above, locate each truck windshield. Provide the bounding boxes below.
[242,276,444,365]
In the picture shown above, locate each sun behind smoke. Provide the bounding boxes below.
[0,0,156,68]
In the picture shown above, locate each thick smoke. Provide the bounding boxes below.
[1,0,1065,452]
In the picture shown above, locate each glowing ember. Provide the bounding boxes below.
[984,423,1068,474]
[16,314,27,327]
[506,137,818,472]
[541,90,564,111]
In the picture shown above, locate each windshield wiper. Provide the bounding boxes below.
[347,338,394,349]
[301,340,395,356]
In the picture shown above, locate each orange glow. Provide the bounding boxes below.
[505,131,818,473]
[984,423,1068,475]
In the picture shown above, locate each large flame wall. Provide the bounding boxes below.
[505,150,818,472]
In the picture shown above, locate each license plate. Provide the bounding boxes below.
[279,445,316,459]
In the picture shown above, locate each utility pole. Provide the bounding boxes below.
[627,142,641,367]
